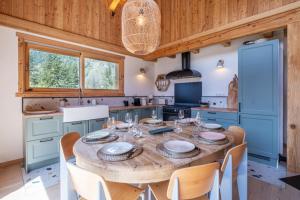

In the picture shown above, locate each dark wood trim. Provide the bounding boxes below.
[0,158,23,168]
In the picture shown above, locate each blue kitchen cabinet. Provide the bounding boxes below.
[141,108,154,119]
[191,109,238,128]
[239,114,278,165]
[63,120,89,136]
[238,40,279,116]
[109,111,119,120]
[24,115,63,172]
[88,118,106,132]
[238,39,281,166]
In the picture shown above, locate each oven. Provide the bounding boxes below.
[163,106,191,121]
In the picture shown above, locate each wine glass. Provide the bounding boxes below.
[125,112,132,125]
[134,114,139,127]
[111,117,116,130]
[151,110,157,119]
[107,117,112,129]
[178,110,184,120]
[174,120,182,133]
[195,112,203,128]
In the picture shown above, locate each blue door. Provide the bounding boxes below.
[238,40,279,115]
[238,40,280,166]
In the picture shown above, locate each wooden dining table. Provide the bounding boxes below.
[73,123,234,185]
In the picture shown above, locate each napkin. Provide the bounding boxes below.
[149,127,174,135]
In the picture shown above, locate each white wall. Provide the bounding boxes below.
[153,36,260,98]
[0,27,23,163]
[0,25,154,163]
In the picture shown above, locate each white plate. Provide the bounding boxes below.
[178,118,196,124]
[202,123,222,129]
[163,140,195,153]
[86,130,110,139]
[146,119,162,124]
[116,123,132,129]
[101,142,134,155]
[199,131,226,141]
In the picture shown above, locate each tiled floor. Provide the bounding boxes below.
[1,163,300,200]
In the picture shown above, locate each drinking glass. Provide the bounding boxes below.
[195,112,203,128]
[174,120,182,133]
[134,115,139,127]
[107,117,112,129]
[125,112,132,124]
[151,110,157,119]
[178,110,184,120]
[111,117,116,130]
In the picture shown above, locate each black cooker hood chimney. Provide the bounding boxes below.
[166,52,201,80]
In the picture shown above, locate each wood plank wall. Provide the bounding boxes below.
[156,0,300,46]
[0,0,299,57]
[0,0,122,46]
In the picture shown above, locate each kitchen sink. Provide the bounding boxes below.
[60,105,109,122]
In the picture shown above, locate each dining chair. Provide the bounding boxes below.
[149,162,220,200]
[228,126,246,146]
[220,143,247,200]
[60,132,144,200]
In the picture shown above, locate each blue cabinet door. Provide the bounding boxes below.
[238,40,279,115]
[63,121,88,136]
[239,114,278,162]
[88,118,106,132]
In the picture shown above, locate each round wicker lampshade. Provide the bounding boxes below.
[122,0,161,55]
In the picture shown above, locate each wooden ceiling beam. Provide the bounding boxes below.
[0,14,140,58]
[144,3,300,61]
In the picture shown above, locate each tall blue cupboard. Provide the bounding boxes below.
[238,39,282,166]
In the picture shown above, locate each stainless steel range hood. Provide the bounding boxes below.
[166,52,201,80]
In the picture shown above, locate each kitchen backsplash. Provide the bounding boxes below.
[22,96,226,111]
[22,96,175,112]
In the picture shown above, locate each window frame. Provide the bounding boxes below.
[17,33,125,97]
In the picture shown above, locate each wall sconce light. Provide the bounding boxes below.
[216,59,224,69]
[140,68,146,74]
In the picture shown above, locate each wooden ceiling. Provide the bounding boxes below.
[0,0,300,60]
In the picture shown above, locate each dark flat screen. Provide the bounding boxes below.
[174,82,202,105]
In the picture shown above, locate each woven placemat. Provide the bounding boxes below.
[97,145,143,162]
[156,143,200,159]
[81,134,119,144]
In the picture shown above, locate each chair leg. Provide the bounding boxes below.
[209,170,220,200]
[171,177,179,200]
[148,186,152,200]
[60,147,77,200]
[220,155,233,200]
[237,148,248,200]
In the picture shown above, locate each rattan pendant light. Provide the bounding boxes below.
[122,0,161,55]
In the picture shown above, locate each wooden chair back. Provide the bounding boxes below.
[66,162,112,200]
[228,126,246,146]
[60,132,80,161]
[167,162,220,199]
[221,143,247,175]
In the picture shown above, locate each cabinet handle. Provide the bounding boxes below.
[207,118,217,121]
[290,124,296,130]
[40,116,54,120]
[71,121,83,125]
[40,138,54,143]
[95,119,104,122]
[207,112,216,114]
[238,102,241,112]
[238,115,241,124]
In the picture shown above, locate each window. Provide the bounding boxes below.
[17,33,124,97]
[84,57,119,90]
[28,47,80,89]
